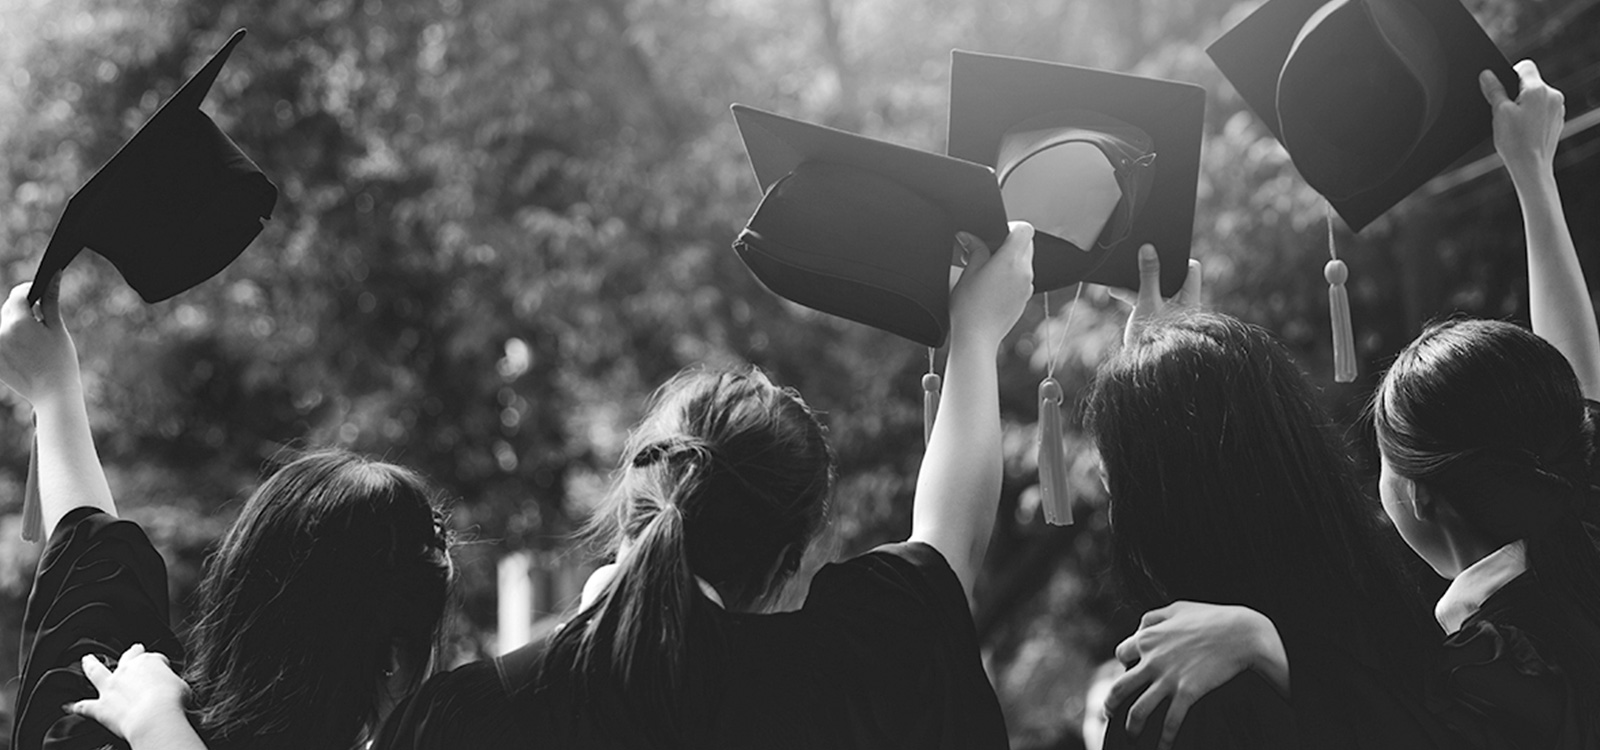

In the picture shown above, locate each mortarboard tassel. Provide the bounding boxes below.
[21,428,42,542]
[1325,203,1356,383]
[1038,377,1071,525]
[1037,284,1083,526]
[923,348,941,446]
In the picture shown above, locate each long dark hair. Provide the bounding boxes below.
[1374,318,1600,636]
[547,366,835,746]
[184,450,452,750]
[1085,311,1434,657]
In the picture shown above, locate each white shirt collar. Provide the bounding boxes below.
[1435,540,1528,635]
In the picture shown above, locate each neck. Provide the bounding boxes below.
[578,563,727,610]
[1434,526,1501,580]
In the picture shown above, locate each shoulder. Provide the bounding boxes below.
[1103,671,1295,750]
[29,507,166,611]
[15,508,179,750]
[23,506,175,659]
[795,542,1007,747]
[1267,620,1455,750]
[1431,595,1595,750]
[374,659,515,750]
[806,541,967,627]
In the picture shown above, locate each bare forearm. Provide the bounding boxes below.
[1517,168,1600,398]
[123,709,210,750]
[130,721,209,750]
[129,726,210,750]
[32,385,116,537]
[910,328,1002,602]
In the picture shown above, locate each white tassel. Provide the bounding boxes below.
[21,430,42,542]
[1327,259,1356,383]
[1038,377,1073,525]
[1325,204,1357,383]
[922,372,941,446]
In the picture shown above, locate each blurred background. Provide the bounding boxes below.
[0,0,1596,747]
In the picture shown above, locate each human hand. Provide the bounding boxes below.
[1104,601,1286,750]
[0,279,81,407]
[66,644,194,747]
[950,221,1035,348]
[1107,245,1202,346]
[1481,60,1564,184]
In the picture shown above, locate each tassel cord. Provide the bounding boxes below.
[923,348,941,446]
[1037,283,1083,526]
[1325,203,1358,383]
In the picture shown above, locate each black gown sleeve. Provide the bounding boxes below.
[12,507,185,750]
[1429,618,1585,750]
[1101,671,1296,750]
[801,541,1010,750]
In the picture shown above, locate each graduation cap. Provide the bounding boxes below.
[946,51,1205,526]
[27,28,278,307]
[730,103,1008,349]
[1208,0,1515,231]
[947,50,1206,299]
[1207,0,1514,381]
[20,30,276,542]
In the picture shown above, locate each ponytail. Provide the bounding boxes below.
[556,444,710,743]
[579,501,696,690]
[546,367,835,746]
[1388,432,1600,633]
[1529,512,1600,622]
[1522,467,1600,633]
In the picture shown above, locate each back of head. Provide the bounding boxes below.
[550,366,835,746]
[1086,311,1428,646]
[185,450,451,750]
[1375,319,1600,636]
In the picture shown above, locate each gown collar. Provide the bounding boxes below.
[1435,540,1527,635]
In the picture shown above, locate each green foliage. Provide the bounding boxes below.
[2,0,1592,747]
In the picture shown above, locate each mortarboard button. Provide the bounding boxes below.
[947,50,1206,298]
[29,28,278,306]
[729,103,1009,348]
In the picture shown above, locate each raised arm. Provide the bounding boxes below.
[1481,61,1600,398]
[909,222,1035,603]
[0,281,116,538]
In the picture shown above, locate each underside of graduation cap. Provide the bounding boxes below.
[29,28,277,306]
[729,103,1009,347]
[947,50,1205,298]
[1207,0,1515,231]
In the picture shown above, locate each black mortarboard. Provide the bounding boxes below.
[730,103,1009,348]
[1207,0,1515,231]
[28,28,278,306]
[19,30,275,543]
[947,50,1206,298]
